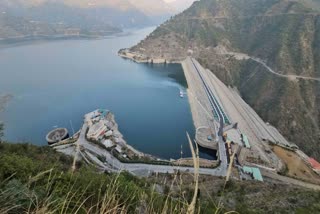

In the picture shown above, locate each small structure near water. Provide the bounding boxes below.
[46,128,69,145]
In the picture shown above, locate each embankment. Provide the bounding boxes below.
[118,49,181,64]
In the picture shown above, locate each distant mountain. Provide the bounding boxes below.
[129,0,174,15]
[128,0,320,160]
[0,11,120,42]
[0,0,176,27]
[0,0,176,42]
[166,0,197,12]
[129,0,175,23]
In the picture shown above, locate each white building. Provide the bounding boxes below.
[105,130,113,138]
[115,145,123,154]
[102,139,114,148]
[87,120,108,140]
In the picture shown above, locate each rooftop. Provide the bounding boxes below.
[242,134,251,149]
[243,166,263,182]
[309,158,320,170]
[46,128,68,144]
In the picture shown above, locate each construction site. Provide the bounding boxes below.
[182,57,320,184]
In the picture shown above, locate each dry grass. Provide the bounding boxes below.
[0,133,238,214]
[186,132,199,214]
[172,158,219,168]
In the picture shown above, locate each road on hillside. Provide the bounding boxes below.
[216,48,320,82]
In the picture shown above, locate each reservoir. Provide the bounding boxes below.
[0,27,215,160]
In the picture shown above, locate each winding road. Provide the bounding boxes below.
[218,48,320,82]
[250,57,320,82]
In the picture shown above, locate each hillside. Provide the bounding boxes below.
[0,0,175,29]
[0,11,120,42]
[128,0,320,160]
[1,142,320,213]
[0,0,177,42]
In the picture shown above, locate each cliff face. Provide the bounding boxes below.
[129,0,320,160]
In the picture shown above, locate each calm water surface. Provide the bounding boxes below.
[0,27,215,159]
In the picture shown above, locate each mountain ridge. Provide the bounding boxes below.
[0,0,177,42]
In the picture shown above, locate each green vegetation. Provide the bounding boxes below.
[222,180,320,213]
[0,143,192,213]
[1,87,318,213]
[0,142,320,213]
[0,123,3,142]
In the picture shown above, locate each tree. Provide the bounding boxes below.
[0,123,4,143]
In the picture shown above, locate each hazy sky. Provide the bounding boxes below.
[164,0,197,11]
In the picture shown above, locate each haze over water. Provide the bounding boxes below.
[0,27,215,160]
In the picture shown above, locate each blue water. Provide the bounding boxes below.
[0,27,216,160]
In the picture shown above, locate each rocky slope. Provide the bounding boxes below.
[128,0,320,160]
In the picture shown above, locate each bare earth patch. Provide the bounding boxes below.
[273,146,320,185]
[172,158,219,168]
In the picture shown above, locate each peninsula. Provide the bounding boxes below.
[51,109,220,177]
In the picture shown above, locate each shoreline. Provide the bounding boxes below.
[51,110,223,174]
[109,113,146,158]
[52,110,169,164]
[0,36,103,50]
[0,27,154,50]
[0,31,129,50]
[118,49,182,64]
[118,51,218,151]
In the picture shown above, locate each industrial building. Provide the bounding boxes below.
[85,109,113,141]
[102,139,114,148]
[87,120,108,140]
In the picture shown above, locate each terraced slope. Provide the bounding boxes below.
[128,0,320,160]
